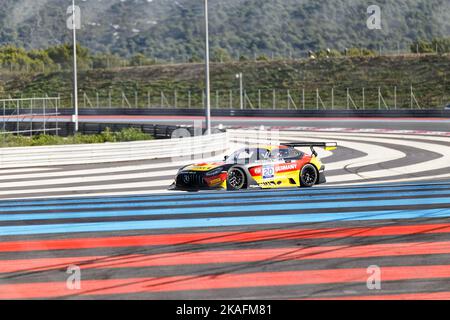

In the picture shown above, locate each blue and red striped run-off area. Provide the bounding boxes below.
[0,180,450,299]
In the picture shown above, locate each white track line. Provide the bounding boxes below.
[0,189,176,200]
[0,178,176,196]
[231,133,405,171]
[0,170,180,188]
[0,153,230,181]
[0,167,56,175]
[0,130,448,200]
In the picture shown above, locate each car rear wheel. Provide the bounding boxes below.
[300,164,318,187]
[227,167,247,191]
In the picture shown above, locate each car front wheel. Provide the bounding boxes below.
[226,167,247,191]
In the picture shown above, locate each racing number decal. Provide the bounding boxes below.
[262,165,275,180]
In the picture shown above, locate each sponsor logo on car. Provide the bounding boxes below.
[276,163,298,173]
[208,178,223,185]
[250,163,299,177]
[188,166,215,171]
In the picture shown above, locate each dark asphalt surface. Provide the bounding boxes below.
[0,181,449,299]
[0,117,448,300]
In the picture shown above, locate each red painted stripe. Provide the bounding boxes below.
[0,265,449,299]
[1,223,449,253]
[305,292,450,300]
[2,241,450,274]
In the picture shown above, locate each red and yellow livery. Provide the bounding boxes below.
[170,142,337,191]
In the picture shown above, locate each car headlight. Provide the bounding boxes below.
[206,167,224,177]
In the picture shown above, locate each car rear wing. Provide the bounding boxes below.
[282,142,338,156]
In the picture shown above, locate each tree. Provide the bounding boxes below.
[256,54,269,61]
[0,45,55,72]
[315,49,342,58]
[45,44,91,69]
[129,53,154,66]
[432,38,450,54]
[344,48,376,57]
[92,53,124,69]
[411,40,433,53]
[212,48,232,63]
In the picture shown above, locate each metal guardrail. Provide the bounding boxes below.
[0,132,229,169]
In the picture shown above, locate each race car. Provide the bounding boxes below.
[169,142,337,191]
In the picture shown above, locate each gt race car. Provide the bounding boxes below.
[169,142,337,191]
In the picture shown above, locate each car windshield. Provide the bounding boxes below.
[226,148,271,163]
[269,148,303,160]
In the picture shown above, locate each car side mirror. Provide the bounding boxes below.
[224,156,228,161]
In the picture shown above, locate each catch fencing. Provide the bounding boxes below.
[9,85,445,110]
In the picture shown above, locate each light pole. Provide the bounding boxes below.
[236,72,243,110]
[204,0,211,135]
[71,0,79,133]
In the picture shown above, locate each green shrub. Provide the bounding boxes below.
[0,127,153,148]
[344,48,376,57]
[69,134,105,144]
[212,48,233,63]
[100,127,118,143]
[0,133,31,147]
[31,134,64,146]
[315,49,342,58]
[114,127,153,142]
[256,54,270,61]
[411,38,450,54]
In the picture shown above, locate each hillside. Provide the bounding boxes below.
[1,55,449,109]
[0,0,449,59]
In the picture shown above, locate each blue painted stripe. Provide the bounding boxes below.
[0,208,449,236]
[0,189,449,213]
[0,196,449,222]
[0,181,449,208]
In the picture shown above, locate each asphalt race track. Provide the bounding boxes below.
[0,128,449,199]
[0,181,450,299]
[0,121,449,300]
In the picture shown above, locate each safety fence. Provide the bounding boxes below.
[0,97,61,136]
[62,86,445,110]
[3,84,448,110]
